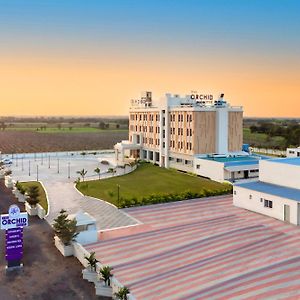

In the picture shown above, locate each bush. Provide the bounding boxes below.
[53,209,78,246]
[118,187,232,208]
[26,185,40,207]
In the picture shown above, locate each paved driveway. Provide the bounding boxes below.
[9,152,138,230]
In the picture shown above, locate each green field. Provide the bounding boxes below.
[243,128,286,149]
[19,181,48,213]
[6,127,128,134]
[77,163,232,207]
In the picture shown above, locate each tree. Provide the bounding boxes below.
[94,167,101,180]
[26,185,40,207]
[108,167,116,176]
[98,121,105,130]
[99,265,113,286]
[114,286,130,300]
[53,209,78,246]
[77,169,87,181]
[84,252,99,272]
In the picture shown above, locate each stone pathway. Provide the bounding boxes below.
[10,153,139,230]
[44,181,138,230]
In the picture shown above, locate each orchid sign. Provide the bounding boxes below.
[1,204,28,268]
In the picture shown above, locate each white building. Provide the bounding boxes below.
[286,147,300,158]
[234,157,300,225]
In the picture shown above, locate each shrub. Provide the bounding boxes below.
[26,185,40,207]
[53,209,78,246]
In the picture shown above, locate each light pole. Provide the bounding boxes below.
[34,153,36,161]
[28,160,31,176]
[16,154,18,167]
[57,158,60,174]
[117,184,120,208]
[41,153,43,165]
[21,156,24,171]
[48,155,50,169]
[36,165,39,181]
[68,162,70,179]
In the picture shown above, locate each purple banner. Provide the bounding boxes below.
[5,227,23,262]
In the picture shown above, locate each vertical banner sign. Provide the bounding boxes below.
[0,205,28,268]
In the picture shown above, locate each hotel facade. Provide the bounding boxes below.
[115,92,260,182]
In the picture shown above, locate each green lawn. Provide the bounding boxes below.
[77,163,232,207]
[19,181,48,213]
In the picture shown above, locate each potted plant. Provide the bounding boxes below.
[99,265,113,286]
[25,185,40,216]
[114,286,130,300]
[53,209,78,256]
[95,265,114,297]
[82,252,99,282]
[4,169,13,188]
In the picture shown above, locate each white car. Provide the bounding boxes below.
[1,158,12,165]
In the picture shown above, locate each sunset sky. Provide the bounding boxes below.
[0,0,300,117]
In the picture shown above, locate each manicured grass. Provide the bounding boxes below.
[19,181,48,213]
[77,163,232,207]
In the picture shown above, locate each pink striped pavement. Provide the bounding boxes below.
[85,195,300,299]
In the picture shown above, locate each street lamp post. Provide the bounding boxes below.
[117,184,120,208]
[48,155,50,169]
[29,160,31,176]
[16,155,18,167]
[41,153,43,165]
[21,157,24,171]
[57,158,60,174]
[36,165,39,181]
[68,162,70,179]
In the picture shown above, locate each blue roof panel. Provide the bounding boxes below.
[235,181,300,202]
[267,157,300,166]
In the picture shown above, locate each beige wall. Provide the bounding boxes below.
[193,111,216,154]
[228,111,243,152]
[129,111,160,150]
[169,111,193,155]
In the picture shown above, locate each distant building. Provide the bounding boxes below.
[286,147,300,158]
[115,91,262,182]
[234,157,300,225]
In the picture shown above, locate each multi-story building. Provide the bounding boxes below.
[115,91,262,182]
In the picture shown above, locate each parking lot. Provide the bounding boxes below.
[86,195,300,300]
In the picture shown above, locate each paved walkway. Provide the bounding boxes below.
[0,181,107,300]
[44,181,138,230]
[10,153,138,230]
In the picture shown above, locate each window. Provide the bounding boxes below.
[249,195,252,199]
[264,199,273,208]
[196,165,200,169]
[163,142,165,148]
[233,191,236,195]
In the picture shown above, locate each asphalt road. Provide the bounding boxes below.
[0,180,109,300]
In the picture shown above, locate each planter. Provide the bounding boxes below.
[54,236,74,257]
[95,281,113,297]
[25,202,38,216]
[5,176,13,189]
[82,268,98,283]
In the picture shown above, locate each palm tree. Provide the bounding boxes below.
[84,252,99,272]
[114,286,130,300]
[77,169,87,182]
[108,167,116,176]
[94,167,101,180]
[99,265,113,286]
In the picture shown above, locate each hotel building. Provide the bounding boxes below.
[115,91,261,182]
